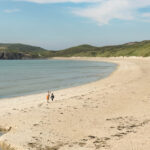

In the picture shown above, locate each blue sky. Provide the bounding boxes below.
[0,0,150,50]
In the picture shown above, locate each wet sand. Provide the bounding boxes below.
[0,57,150,150]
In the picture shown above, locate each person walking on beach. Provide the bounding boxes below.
[51,93,54,101]
[46,91,50,103]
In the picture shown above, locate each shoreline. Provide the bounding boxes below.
[0,59,117,100]
[0,57,150,150]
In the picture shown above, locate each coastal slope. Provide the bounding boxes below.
[0,43,55,59]
[0,40,150,59]
[54,40,150,57]
[0,57,150,150]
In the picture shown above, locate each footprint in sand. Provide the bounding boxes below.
[78,142,86,147]
[73,107,78,110]
[88,135,96,139]
[33,123,39,127]
[38,103,43,107]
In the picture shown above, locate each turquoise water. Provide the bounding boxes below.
[0,60,117,99]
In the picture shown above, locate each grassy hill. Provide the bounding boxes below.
[54,40,150,57]
[0,40,150,59]
[0,43,55,59]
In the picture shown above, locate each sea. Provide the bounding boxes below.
[0,59,117,99]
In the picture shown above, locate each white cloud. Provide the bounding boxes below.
[73,0,150,25]
[4,9,20,13]
[142,12,150,18]
[14,0,150,25]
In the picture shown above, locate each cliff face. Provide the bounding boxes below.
[0,52,24,59]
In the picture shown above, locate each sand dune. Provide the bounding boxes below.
[0,57,150,150]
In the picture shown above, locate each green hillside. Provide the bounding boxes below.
[0,43,55,59]
[54,40,150,57]
[0,40,150,59]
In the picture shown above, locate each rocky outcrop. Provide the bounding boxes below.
[0,52,24,59]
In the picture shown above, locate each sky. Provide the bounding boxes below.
[0,0,150,50]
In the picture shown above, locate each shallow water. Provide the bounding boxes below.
[0,59,117,99]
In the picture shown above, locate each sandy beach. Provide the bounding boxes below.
[0,57,150,150]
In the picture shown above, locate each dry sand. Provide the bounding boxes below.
[0,57,150,150]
